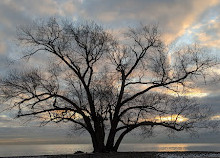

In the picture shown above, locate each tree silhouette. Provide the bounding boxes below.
[0,18,218,152]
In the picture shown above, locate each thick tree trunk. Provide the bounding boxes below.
[90,130,106,152]
[92,115,108,153]
[90,115,121,152]
[90,129,117,153]
[90,129,122,153]
[92,140,106,152]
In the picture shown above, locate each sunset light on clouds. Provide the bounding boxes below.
[0,0,220,148]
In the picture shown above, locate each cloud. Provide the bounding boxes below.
[0,124,91,144]
[3,0,59,17]
[0,42,6,54]
[0,0,80,37]
[60,0,77,15]
[79,0,219,44]
[0,114,17,128]
[211,115,220,120]
[194,20,220,48]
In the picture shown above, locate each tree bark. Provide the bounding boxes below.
[106,119,118,151]
[91,114,107,152]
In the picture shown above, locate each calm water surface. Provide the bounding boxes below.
[0,143,219,157]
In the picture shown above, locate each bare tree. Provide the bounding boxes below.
[0,18,218,152]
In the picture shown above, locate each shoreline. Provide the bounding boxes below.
[1,151,220,158]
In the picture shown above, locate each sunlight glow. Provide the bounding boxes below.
[211,115,220,120]
[168,89,208,98]
[157,143,187,152]
[155,115,188,123]
[40,110,84,121]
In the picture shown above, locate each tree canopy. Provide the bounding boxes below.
[0,18,218,152]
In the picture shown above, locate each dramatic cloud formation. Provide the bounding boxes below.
[0,0,220,144]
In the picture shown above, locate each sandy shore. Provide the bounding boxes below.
[1,151,220,158]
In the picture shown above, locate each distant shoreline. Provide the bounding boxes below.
[1,151,220,158]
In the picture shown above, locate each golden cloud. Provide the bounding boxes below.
[211,115,220,120]
[155,114,188,123]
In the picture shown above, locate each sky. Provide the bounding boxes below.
[0,0,220,145]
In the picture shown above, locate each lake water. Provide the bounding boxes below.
[0,143,219,157]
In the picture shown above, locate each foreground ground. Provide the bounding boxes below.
[1,152,220,158]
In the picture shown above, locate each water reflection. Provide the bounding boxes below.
[156,144,187,152]
[0,144,93,157]
[119,143,220,152]
[0,143,219,157]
